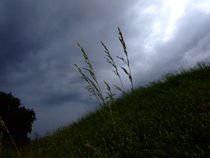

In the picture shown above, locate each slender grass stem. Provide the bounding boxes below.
[101,41,126,94]
[0,116,22,158]
[118,27,134,92]
[76,44,106,105]
[75,28,134,108]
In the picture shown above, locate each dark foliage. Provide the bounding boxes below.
[0,91,36,144]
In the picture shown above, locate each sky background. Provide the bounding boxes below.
[0,0,210,137]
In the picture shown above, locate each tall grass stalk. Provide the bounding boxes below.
[103,81,116,126]
[117,27,134,92]
[104,81,115,106]
[75,28,134,107]
[0,115,22,158]
[75,43,106,106]
[101,41,126,94]
[74,64,102,105]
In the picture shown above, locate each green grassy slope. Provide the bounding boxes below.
[4,65,210,158]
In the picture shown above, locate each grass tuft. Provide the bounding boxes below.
[101,41,126,94]
[75,43,106,106]
[75,28,134,107]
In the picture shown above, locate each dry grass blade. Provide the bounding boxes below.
[75,28,133,108]
[84,143,102,155]
[113,84,123,93]
[74,64,102,105]
[104,81,111,91]
[117,27,134,91]
[121,67,129,75]
[0,116,22,158]
[118,27,127,57]
[76,44,106,105]
[103,81,116,126]
[116,56,126,64]
[104,81,114,114]
[104,81,115,103]
[77,43,94,71]
[101,41,126,93]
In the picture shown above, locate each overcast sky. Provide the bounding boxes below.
[0,0,210,137]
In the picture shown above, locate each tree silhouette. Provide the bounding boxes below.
[0,91,36,144]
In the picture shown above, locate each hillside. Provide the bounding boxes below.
[3,64,210,158]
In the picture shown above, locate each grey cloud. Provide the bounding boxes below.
[152,9,210,69]
[0,0,210,136]
[128,3,210,86]
[31,101,95,137]
[0,0,139,135]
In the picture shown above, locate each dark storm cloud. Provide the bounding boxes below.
[0,0,133,75]
[0,0,90,73]
[0,0,210,136]
[0,1,50,73]
[0,0,139,136]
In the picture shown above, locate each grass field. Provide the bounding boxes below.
[1,64,210,158]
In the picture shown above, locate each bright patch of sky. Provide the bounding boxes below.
[130,0,209,53]
[146,0,191,45]
[194,0,210,14]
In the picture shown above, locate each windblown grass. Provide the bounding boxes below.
[117,27,134,92]
[75,43,106,106]
[6,63,210,158]
[3,28,210,157]
[101,41,125,94]
[75,28,134,106]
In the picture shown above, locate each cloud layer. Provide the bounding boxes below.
[0,0,210,137]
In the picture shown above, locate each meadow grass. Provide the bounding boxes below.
[75,28,133,107]
[5,63,210,158]
[75,43,106,106]
[3,28,210,157]
[117,27,134,92]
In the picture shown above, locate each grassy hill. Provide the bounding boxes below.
[2,64,210,158]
